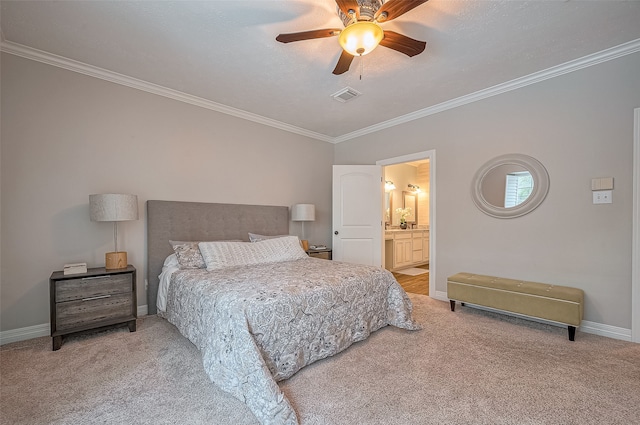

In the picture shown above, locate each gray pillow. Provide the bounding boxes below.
[169,241,206,269]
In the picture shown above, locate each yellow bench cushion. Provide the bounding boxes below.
[447,272,584,326]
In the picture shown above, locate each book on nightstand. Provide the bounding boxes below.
[63,262,88,275]
[309,245,328,250]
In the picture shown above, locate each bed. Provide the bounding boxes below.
[146,200,420,425]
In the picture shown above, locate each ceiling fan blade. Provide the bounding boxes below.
[375,0,428,22]
[276,29,341,43]
[333,50,355,75]
[335,0,360,20]
[379,31,426,57]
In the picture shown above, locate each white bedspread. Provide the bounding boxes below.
[160,257,420,425]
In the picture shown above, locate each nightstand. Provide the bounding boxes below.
[49,265,137,351]
[307,249,332,260]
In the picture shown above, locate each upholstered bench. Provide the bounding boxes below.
[447,272,584,341]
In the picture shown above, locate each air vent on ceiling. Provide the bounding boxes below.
[331,87,362,103]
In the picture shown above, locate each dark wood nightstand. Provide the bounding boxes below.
[49,265,137,351]
[306,249,332,260]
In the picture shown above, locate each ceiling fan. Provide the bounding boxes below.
[276,0,428,75]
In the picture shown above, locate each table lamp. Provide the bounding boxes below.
[291,204,315,251]
[90,193,138,269]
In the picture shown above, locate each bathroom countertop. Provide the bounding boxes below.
[384,227,429,239]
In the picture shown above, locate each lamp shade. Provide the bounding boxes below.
[89,194,139,222]
[291,204,315,222]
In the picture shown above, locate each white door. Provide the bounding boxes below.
[332,165,383,266]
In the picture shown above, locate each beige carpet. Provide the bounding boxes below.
[1,294,639,425]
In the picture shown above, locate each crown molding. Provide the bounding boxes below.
[2,37,639,145]
[333,38,640,144]
[0,40,334,144]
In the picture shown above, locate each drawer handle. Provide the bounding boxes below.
[82,275,110,280]
[82,295,111,301]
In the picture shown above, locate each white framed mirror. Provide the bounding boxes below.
[402,191,418,223]
[471,154,549,218]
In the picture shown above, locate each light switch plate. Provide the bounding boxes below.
[593,190,613,204]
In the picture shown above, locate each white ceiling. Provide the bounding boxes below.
[2,0,640,143]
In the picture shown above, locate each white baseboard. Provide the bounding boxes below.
[0,323,50,345]
[1,302,632,345]
[433,290,449,301]
[580,320,632,341]
[445,301,633,342]
[0,305,150,346]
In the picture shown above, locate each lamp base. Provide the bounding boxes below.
[300,240,309,251]
[105,252,128,270]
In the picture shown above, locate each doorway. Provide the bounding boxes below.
[377,150,436,299]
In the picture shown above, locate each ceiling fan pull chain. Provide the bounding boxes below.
[360,55,364,80]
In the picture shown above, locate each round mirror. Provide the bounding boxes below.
[471,154,549,218]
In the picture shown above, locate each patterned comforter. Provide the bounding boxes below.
[160,257,421,425]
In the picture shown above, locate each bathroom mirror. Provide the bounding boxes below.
[402,191,418,223]
[471,154,549,218]
[385,191,393,224]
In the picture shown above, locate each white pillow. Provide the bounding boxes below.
[163,253,179,268]
[248,232,289,242]
[199,236,307,271]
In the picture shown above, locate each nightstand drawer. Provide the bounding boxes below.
[309,251,331,260]
[55,293,133,331]
[55,274,132,302]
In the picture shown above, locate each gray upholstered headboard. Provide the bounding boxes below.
[146,200,289,314]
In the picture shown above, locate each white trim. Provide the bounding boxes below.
[433,290,448,302]
[0,305,149,346]
[581,320,632,342]
[0,40,333,144]
[0,323,49,346]
[334,39,640,143]
[633,108,640,343]
[2,37,639,144]
[458,304,631,341]
[378,150,436,300]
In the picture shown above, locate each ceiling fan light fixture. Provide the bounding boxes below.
[338,21,383,56]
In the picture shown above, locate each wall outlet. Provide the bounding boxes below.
[593,190,613,204]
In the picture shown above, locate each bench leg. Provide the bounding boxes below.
[568,326,576,341]
[450,300,455,311]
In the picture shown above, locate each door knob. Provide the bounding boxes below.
[334,231,339,235]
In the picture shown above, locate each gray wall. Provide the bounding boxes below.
[2,50,638,333]
[1,53,334,331]
[335,52,640,329]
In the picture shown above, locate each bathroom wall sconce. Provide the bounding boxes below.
[408,184,422,193]
[385,180,396,191]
